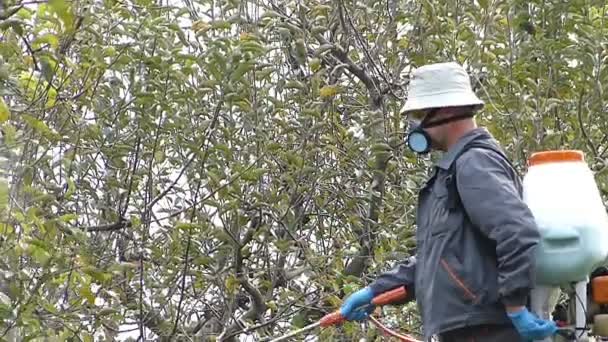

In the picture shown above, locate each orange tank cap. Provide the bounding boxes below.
[528,150,585,166]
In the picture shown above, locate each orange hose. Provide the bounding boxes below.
[369,316,423,342]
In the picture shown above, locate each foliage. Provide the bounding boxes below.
[0,0,607,340]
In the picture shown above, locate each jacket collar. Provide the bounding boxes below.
[436,128,492,170]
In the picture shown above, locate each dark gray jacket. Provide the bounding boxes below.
[369,128,541,340]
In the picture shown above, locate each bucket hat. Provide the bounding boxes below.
[400,62,484,114]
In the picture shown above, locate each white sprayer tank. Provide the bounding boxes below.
[523,150,608,286]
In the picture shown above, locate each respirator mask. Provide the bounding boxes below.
[406,109,476,154]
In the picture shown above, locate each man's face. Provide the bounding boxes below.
[425,112,451,151]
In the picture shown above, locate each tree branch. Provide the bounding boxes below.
[306,15,387,278]
[314,34,379,101]
[218,234,267,341]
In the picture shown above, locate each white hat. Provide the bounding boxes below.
[400,62,484,114]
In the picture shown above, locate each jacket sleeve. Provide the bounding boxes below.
[368,256,416,302]
[455,148,540,307]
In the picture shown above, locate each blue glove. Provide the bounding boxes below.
[508,307,558,340]
[339,287,375,321]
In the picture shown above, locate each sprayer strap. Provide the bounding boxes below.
[445,138,519,210]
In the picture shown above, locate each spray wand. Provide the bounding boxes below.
[267,286,422,342]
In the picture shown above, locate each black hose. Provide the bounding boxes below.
[573,288,589,340]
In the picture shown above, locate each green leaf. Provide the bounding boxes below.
[32,33,60,50]
[80,286,95,305]
[210,20,232,30]
[176,222,197,231]
[83,266,112,283]
[49,0,74,31]
[314,44,334,56]
[30,245,51,265]
[319,85,340,98]
[240,41,266,55]
[285,151,304,168]
[261,10,281,19]
[225,275,239,294]
[231,61,254,82]
[154,148,165,163]
[42,302,58,314]
[192,20,210,34]
[195,256,214,266]
[0,64,8,81]
[98,308,119,316]
[311,25,327,35]
[59,213,78,222]
[285,80,306,90]
[0,224,14,236]
[16,7,33,19]
[40,57,56,83]
[291,312,309,328]
[0,303,11,320]
[242,168,266,182]
[310,58,322,72]
[274,239,291,252]
[294,39,307,65]
[0,98,9,122]
[65,178,76,199]
[82,333,94,342]
[267,142,282,152]
[22,114,60,141]
[0,181,7,211]
[0,19,25,35]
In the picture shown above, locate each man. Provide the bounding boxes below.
[339,62,558,341]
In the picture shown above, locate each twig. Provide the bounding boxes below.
[171,234,192,336]
[222,302,308,341]
[596,134,608,158]
[80,219,131,232]
[137,73,169,339]
[154,153,266,222]
[170,128,209,338]
[120,136,141,217]
[20,36,39,71]
[61,255,76,310]
[145,98,222,213]
[341,0,397,99]
[577,88,597,157]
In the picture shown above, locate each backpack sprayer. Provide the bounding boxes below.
[524,151,608,342]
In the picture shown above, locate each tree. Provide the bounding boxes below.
[0,0,606,340]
